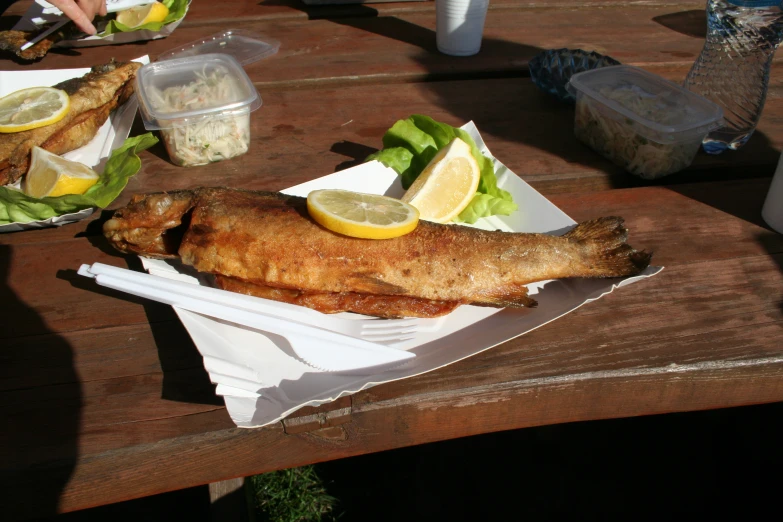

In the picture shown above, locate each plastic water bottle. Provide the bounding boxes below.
[683,0,783,154]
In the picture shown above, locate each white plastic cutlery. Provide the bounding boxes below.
[79,262,419,343]
[20,19,68,51]
[78,263,417,371]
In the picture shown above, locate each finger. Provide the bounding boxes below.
[74,0,103,19]
[49,0,98,34]
[77,0,107,18]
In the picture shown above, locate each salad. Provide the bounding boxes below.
[149,69,251,167]
[574,84,703,179]
[367,115,518,224]
[100,0,190,37]
[0,133,158,227]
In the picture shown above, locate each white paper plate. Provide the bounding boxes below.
[0,56,149,233]
[138,121,663,428]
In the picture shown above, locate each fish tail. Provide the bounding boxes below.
[564,217,652,277]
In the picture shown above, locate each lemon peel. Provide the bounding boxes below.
[401,137,480,223]
[0,87,70,133]
[23,147,99,198]
[116,1,170,28]
[307,189,420,240]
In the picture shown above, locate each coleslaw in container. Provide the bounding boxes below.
[135,53,261,167]
[567,65,723,179]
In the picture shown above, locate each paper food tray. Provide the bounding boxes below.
[0,56,149,233]
[141,122,663,428]
[13,1,190,48]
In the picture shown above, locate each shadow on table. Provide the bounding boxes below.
[298,4,598,175]
[0,244,81,520]
[74,220,223,406]
[757,230,783,312]
[286,4,782,191]
[652,9,707,39]
[316,402,783,520]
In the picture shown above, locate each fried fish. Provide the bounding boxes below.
[0,27,68,61]
[0,19,87,61]
[0,60,141,187]
[103,187,652,318]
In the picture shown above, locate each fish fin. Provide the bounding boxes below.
[564,216,630,244]
[565,217,652,276]
[473,285,538,308]
[346,274,408,295]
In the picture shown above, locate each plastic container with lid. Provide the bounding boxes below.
[567,65,724,179]
[136,31,279,167]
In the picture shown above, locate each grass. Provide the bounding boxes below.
[249,466,340,522]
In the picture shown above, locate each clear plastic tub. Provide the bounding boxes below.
[567,65,724,179]
[135,53,262,167]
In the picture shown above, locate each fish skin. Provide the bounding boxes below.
[104,187,652,317]
[215,276,461,318]
[0,60,141,186]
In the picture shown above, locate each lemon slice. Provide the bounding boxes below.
[401,137,481,223]
[307,189,420,239]
[116,1,170,28]
[23,147,99,198]
[0,87,70,133]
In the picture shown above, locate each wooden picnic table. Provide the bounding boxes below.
[1,0,782,519]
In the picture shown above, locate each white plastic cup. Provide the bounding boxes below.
[436,0,490,56]
[762,152,783,233]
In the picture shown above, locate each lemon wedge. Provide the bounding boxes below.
[116,1,170,28]
[23,147,99,198]
[0,87,70,133]
[307,189,420,239]
[401,137,481,223]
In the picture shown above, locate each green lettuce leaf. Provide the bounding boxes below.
[366,115,517,223]
[0,133,159,225]
[99,0,189,36]
[454,193,519,224]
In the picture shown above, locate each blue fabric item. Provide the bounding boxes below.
[529,48,621,104]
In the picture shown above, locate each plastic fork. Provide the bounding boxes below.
[80,263,420,344]
[78,263,416,372]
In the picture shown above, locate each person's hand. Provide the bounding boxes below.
[48,0,108,35]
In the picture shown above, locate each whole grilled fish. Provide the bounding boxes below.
[103,187,652,318]
[0,60,141,186]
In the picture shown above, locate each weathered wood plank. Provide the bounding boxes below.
[0,247,174,340]
[2,2,783,519]
[5,358,781,519]
[0,4,779,241]
[2,181,782,503]
[0,323,201,391]
[0,5,718,77]
[4,252,781,446]
[2,68,783,251]
[358,254,783,403]
[2,0,709,24]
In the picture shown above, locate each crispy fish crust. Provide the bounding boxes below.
[0,29,60,61]
[104,187,652,318]
[215,276,461,318]
[0,60,141,186]
[0,22,82,60]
